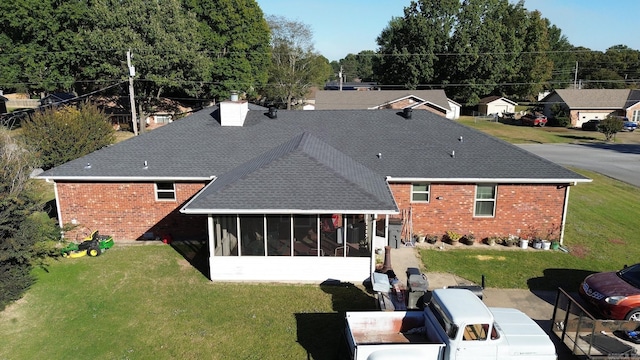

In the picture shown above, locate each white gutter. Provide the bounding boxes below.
[180,208,399,215]
[38,176,215,182]
[559,185,571,245]
[386,176,592,184]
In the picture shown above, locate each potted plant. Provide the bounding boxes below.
[503,234,518,247]
[486,236,498,246]
[446,230,461,246]
[426,234,439,244]
[462,232,475,246]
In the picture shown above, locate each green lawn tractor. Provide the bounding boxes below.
[61,230,114,258]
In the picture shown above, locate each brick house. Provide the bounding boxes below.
[39,101,589,282]
[540,89,640,128]
[315,90,461,119]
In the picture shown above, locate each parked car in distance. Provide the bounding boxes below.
[622,120,637,132]
[579,263,640,320]
[520,113,547,127]
[581,119,601,131]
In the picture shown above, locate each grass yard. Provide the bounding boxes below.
[458,116,640,145]
[420,168,640,291]
[0,245,375,359]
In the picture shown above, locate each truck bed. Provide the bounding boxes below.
[349,313,435,344]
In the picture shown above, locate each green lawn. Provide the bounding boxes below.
[458,116,640,145]
[0,245,375,359]
[420,168,640,290]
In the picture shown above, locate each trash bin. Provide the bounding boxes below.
[388,219,402,249]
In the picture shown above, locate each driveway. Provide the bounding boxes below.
[518,143,640,187]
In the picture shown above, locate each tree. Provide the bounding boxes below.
[263,15,331,109]
[336,51,377,83]
[374,0,458,89]
[0,129,59,310]
[182,0,271,101]
[0,0,90,95]
[21,104,115,170]
[599,116,624,142]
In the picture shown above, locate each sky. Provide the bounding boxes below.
[255,0,640,62]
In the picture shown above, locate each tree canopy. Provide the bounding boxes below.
[262,15,331,109]
[0,0,271,109]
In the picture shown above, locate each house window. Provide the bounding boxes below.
[633,110,640,122]
[474,184,496,217]
[155,182,176,201]
[411,183,430,202]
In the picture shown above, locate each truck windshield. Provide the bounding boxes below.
[429,301,458,339]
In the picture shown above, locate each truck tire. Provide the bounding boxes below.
[626,309,640,321]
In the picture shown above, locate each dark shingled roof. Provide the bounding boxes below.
[39,107,588,213]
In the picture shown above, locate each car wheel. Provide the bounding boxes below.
[539,122,545,127]
[626,309,640,321]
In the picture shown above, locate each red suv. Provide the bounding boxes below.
[579,263,640,320]
[520,113,547,127]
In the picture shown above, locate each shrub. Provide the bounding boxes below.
[598,116,624,142]
[21,104,115,170]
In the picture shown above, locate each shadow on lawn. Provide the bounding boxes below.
[170,240,209,279]
[295,280,377,360]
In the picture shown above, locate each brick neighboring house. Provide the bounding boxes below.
[540,89,640,128]
[39,101,590,282]
[315,90,461,119]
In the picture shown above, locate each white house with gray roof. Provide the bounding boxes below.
[38,99,590,283]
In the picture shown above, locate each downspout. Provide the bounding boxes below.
[53,182,64,237]
[207,216,215,280]
[559,185,571,245]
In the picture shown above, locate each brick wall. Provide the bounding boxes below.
[56,181,207,241]
[389,182,567,242]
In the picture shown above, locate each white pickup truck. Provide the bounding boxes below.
[344,288,557,360]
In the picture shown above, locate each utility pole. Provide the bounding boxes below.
[339,66,343,91]
[127,50,138,136]
[574,61,578,89]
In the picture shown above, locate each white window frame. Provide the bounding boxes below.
[633,110,640,122]
[155,182,176,201]
[474,184,496,217]
[411,183,430,203]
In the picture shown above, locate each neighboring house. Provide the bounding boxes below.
[40,92,77,107]
[0,94,7,114]
[315,90,461,120]
[38,100,590,283]
[540,89,640,128]
[477,96,518,115]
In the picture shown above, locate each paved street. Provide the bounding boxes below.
[519,143,640,187]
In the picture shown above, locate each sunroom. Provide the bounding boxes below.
[180,133,399,282]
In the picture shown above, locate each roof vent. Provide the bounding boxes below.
[459,136,463,142]
[267,106,278,119]
[84,162,91,169]
[403,107,412,119]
